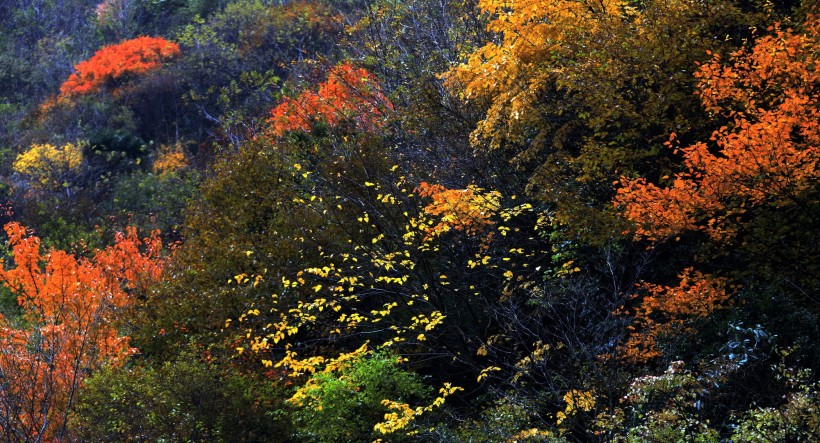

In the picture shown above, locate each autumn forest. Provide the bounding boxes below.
[0,0,817,441]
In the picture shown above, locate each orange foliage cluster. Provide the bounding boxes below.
[152,143,189,175]
[60,36,181,97]
[268,61,393,136]
[618,269,730,362]
[616,21,819,242]
[416,182,501,240]
[0,222,165,440]
[612,20,820,362]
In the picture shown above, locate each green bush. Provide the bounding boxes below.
[74,351,293,442]
[292,352,431,443]
[732,367,820,442]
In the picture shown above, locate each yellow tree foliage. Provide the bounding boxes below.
[152,143,189,174]
[225,166,541,435]
[445,0,628,150]
[556,389,596,428]
[416,181,501,241]
[227,176,454,374]
[444,0,765,242]
[13,142,83,189]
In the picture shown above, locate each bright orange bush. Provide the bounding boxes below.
[59,36,181,97]
[0,222,165,440]
[616,21,819,242]
[268,61,393,135]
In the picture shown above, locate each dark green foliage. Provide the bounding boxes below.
[85,128,147,171]
[449,396,568,442]
[593,352,820,442]
[130,135,322,358]
[0,0,101,104]
[103,167,201,238]
[74,352,294,442]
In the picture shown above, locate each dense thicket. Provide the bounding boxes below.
[0,0,817,441]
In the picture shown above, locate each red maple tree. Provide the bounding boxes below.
[616,20,819,243]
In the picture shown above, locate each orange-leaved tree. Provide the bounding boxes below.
[616,21,819,243]
[59,36,181,97]
[0,222,165,441]
[613,19,820,361]
[268,61,393,136]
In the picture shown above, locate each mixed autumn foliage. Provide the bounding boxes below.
[0,0,817,441]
